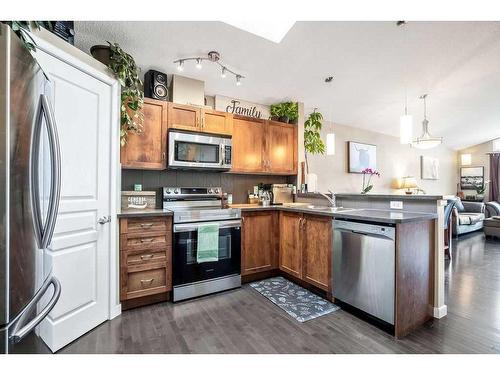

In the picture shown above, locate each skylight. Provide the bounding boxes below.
[224,20,295,43]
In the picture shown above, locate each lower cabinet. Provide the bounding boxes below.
[119,216,172,307]
[279,212,332,292]
[241,211,278,275]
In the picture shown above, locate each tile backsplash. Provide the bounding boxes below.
[121,170,293,204]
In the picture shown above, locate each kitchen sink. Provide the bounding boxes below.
[304,205,359,213]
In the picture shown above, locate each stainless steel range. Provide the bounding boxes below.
[163,187,241,302]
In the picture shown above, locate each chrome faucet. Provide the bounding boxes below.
[318,190,336,208]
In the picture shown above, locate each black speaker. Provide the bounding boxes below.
[144,70,168,101]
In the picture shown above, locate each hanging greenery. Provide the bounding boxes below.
[106,42,144,146]
[304,110,325,174]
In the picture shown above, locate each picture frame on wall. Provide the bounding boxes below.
[348,141,377,173]
[460,166,484,189]
[421,156,440,180]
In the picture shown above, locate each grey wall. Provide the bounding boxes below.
[121,170,290,204]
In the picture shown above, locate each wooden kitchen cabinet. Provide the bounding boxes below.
[279,212,303,279]
[167,102,200,131]
[278,212,332,292]
[119,216,172,309]
[231,116,266,173]
[302,215,332,291]
[241,211,278,276]
[120,98,168,169]
[231,117,297,175]
[266,120,297,174]
[202,109,233,135]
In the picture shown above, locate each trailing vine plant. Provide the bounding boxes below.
[304,109,325,174]
[106,42,144,146]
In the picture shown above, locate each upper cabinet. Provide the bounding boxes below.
[266,120,297,174]
[121,98,168,170]
[168,103,232,136]
[167,102,200,131]
[231,117,297,175]
[232,116,266,173]
[202,109,233,135]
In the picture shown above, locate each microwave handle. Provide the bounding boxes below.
[220,144,224,166]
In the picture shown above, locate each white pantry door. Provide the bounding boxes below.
[34,49,112,352]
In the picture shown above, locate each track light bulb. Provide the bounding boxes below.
[236,75,241,86]
[177,61,184,71]
[195,58,202,69]
[221,67,226,78]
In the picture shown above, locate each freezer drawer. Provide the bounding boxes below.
[333,220,395,324]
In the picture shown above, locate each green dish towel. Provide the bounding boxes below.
[197,223,219,263]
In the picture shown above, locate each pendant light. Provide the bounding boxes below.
[412,94,442,149]
[325,76,335,155]
[398,21,413,144]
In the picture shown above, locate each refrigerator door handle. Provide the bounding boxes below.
[9,275,61,343]
[30,96,45,248]
[40,94,61,249]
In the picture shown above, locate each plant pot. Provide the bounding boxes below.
[90,45,111,66]
[279,116,289,123]
[270,116,280,121]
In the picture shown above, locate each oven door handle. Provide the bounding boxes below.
[173,219,242,233]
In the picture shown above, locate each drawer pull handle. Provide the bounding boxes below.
[140,223,154,228]
[140,254,154,260]
[140,238,154,243]
[140,278,154,286]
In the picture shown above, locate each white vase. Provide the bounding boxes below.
[306,173,318,193]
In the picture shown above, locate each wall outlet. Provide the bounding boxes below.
[390,201,403,210]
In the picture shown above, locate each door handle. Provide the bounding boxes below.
[97,215,111,225]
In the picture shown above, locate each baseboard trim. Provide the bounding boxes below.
[109,304,122,320]
[433,304,447,318]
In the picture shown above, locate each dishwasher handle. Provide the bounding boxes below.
[335,227,395,241]
[334,220,395,241]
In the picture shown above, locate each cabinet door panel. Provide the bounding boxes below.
[121,98,167,169]
[279,212,302,278]
[267,121,297,174]
[302,215,332,291]
[203,109,232,135]
[168,102,200,131]
[231,116,265,173]
[242,212,277,275]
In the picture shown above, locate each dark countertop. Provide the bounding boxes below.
[230,204,437,224]
[117,208,173,218]
[334,193,444,200]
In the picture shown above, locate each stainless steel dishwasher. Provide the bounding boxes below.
[333,220,396,325]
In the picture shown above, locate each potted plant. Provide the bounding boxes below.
[270,101,298,123]
[361,168,381,194]
[90,44,112,66]
[104,42,144,146]
[304,110,325,191]
[475,180,490,201]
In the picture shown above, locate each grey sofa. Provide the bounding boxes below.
[452,200,485,236]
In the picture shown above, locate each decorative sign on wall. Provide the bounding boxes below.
[215,95,270,119]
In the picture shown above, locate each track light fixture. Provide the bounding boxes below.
[173,51,244,85]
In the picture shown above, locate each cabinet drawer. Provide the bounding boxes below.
[120,217,171,234]
[125,247,170,266]
[121,232,171,251]
[122,264,170,300]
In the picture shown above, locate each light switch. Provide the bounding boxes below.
[390,201,403,210]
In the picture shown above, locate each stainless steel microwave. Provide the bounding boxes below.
[168,130,232,171]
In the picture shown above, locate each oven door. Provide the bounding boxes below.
[172,220,241,286]
[168,130,231,170]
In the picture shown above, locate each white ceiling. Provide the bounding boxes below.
[74,21,500,150]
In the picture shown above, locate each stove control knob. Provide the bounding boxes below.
[214,188,220,194]
[174,188,179,194]
[208,188,213,194]
[165,188,171,194]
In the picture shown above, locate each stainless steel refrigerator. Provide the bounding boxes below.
[0,24,61,354]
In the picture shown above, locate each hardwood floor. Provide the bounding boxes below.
[13,232,500,354]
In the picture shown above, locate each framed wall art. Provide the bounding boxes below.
[348,141,377,173]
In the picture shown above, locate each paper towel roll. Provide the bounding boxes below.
[306,173,318,193]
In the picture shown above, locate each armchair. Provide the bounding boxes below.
[452,201,485,236]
